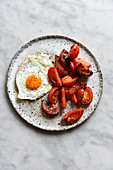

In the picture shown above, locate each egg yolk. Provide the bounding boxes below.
[26,75,41,90]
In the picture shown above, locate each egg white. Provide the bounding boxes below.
[16,52,53,100]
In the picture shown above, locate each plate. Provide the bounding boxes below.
[6,35,103,131]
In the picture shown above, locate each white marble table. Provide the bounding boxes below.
[0,0,113,169]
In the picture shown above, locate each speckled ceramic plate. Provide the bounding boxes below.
[6,35,103,131]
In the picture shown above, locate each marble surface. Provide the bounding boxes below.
[0,0,113,169]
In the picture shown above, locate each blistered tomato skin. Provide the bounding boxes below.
[62,108,84,125]
[68,43,79,61]
[76,63,93,77]
[55,55,68,75]
[81,87,93,106]
[69,82,87,95]
[69,61,76,77]
[48,87,60,104]
[60,49,68,69]
[42,100,60,115]
[76,89,84,107]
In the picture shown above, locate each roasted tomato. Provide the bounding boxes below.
[69,61,76,77]
[75,56,91,67]
[71,94,77,103]
[55,55,68,75]
[65,57,71,68]
[69,82,87,95]
[48,87,60,104]
[48,67,62,86]
[76,89,84,107]
[59,49,68,69]
[59,87,67,109]
[64,87,71,101]
[76,63,93,77]
[42,100,60,115]
[81,87,93,106]
[62,108,84,125]
[68,43,79,61]
[62,75,78,87]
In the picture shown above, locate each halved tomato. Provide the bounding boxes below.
[62,75,78,87]
[64,87,71,101]
[76,89,84,107]
[59,49,68,69]
[42,100,60,115]
[74,56,91,67]
[76,63,93,77]
[59,87,67,109]
[62,108,84,125]
[55,55,68,75]
[68,43,79,61]
[48,87,60,104]
[65,57,71,68]
[69,61,76,77]
[69,82,87,95]
[71,94,77,103]
[48,67,62,86]
[81,87,93,106]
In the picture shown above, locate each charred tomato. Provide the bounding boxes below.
[59,49,68,69]
[48,87,60,104]
[69,61,76,77]
[42,100,60,115]
[55,55,68,75]
[69,82,87,95]
[62,108,84,125]
[81,87,93,106]
[76,63,93,77]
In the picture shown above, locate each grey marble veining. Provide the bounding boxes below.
[0,0,113,170]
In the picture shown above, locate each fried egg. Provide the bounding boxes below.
[16,52,53,100]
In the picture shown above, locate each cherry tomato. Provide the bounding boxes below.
[68,43,79,61]
[62,75,78,87]
[69,82,87,95]
[74,56,91,67]
[42,100,60,115]
[76,63,93,77]
[48,87,60,104]
[73,60,80,71]
[62,108,84,125]
[76,89,84,107]
[59,87,67,109]
[81,87,93,106]
[55,55,68,75]
[69,61,76,77]
[71,94,77,103]
[48,67,62,86]
[59,49,68,69]
[65,57,71,68]
[64,87,71,101]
